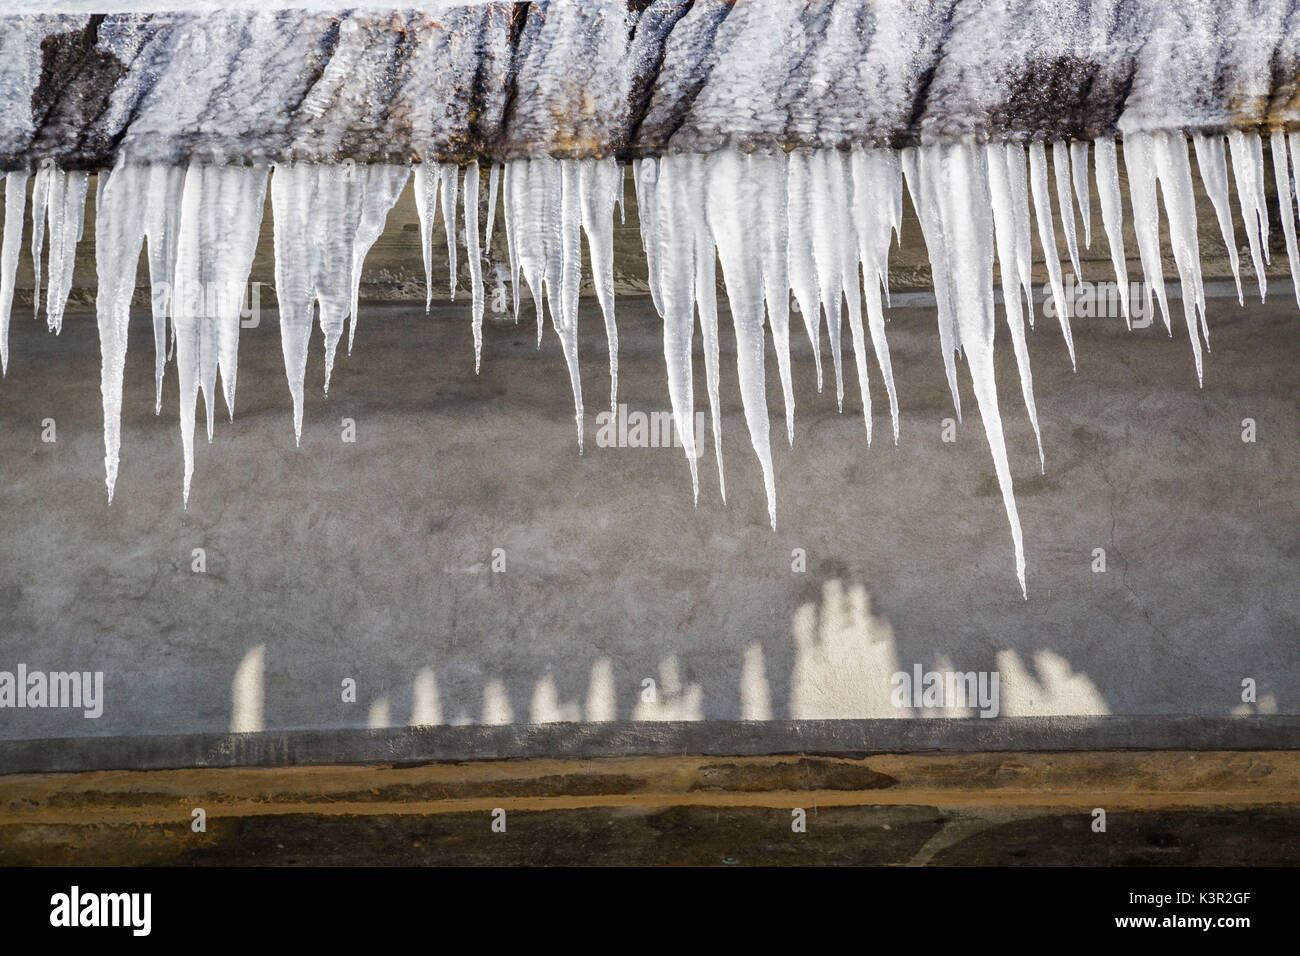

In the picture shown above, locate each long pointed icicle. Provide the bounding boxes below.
[1052,140,1083,281]
[707,149,777,529]
[1150,131,1207,383]
[787,150,824,394]
[270,163,317,439]
[440,165,459,302]
[1069,139,1092,249]
[904,145,963,420]
[43,168,90,335]
[753,151,794,447]
[1228,130,1269,300]
[803,149,848,412]
[485,163,500,248]
[412,163,440,314]
[312,163,364,396]
[680,153,725,500]
[1028,141,1075,368]
[1005,143,1037,326]
[1093,137,1132,325]
[556,159,584,452]
[1291,134,1300,299]
[634,157,665,320]
[577,157,620,413]
[815,148,872,444]
[270,162,363,434]
[653,154,700,504]
[1192,133,1243,306]
[173,163,268,504]
[30,164,50,319]
[504,156,585,448]
[1123,132,1172,335]
[348,164,409,354]
[850,148,901,443]
[514,157,553,349]
[0,171,28,376]
[928,142,1026,599]
[94,165,149,503]
[987,143,1044,471]
[143,164,184,413]
[503,160,522,322]
[1270,131,1300,311]
[465,161,484,373]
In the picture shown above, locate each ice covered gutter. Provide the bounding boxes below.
[2,1,1299,168]
[2,0,1300,596]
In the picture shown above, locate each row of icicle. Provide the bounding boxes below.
[1,128,1297,596]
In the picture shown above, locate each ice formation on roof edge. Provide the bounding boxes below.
[0,130,1293,598]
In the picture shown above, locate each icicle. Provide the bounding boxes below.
[1151,131,1206,383]
[633,158,664,318]
[512,156,554,348]
[577,157,621,413]
[614,162,625,225]
[925,142,1026,598]
[1291,133,1300,280]
[143,164,184,413]
[485,163,500,248]
[786,149,824,393]
[41,168,90,335]
[706,149,776,528]
[806,149,849,415]
[94,165,149,503]
[1270,131,1300,311]
[1052,140,1083,281]
[503,156,585,446]
[502,160,522,321]
[174,162,268,504]
[1247,132,1270,259]
[1227,130,1268,300]
[1093,137,1131,326]
[850,148,901,444]
[440,165,459,301]
[1004,143,1037,326]
[987,143,1044,471]
[412,163,440,314]
[269,163,315,446]
[653,154,700,504]
[812,148,872,443]
[682,153,725,498]
[0,170,28,376]
[270,162,363,447]
[797,149,847,409]
[465,161,485,373]
[1191,134,1242,306]
[1028,141,1075,367]
[30,163,50,318]
[752,150,795,447]
[1069,139,1092,249]
[903,146,963,420]
[311,163,364,394]
[556,160,584,451]
[1123,132,1173,335]
[348,164,409,354]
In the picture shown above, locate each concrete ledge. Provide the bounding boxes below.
[4,749,1299,864]
[3,716,1299,775]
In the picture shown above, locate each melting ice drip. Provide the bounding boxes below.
[1,129,1297,597]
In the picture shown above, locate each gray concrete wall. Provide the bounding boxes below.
[0,160,1296,751]
[0,294,1294,742]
